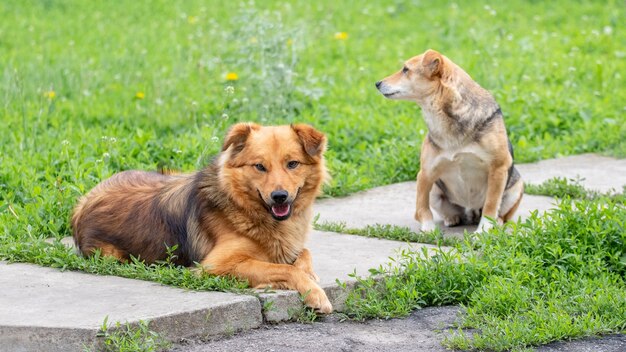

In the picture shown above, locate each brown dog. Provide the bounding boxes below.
[376,49,523,233]
[72,123,332,313]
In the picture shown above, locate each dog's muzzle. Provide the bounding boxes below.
[375,81,399,98]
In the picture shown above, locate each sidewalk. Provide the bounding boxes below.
[1,154,625,351]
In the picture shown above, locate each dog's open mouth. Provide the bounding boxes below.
[270,203,291,221]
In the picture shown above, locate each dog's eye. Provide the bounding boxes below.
[254,163,267,172]
[402,66,409,74]
[287,161,300,170]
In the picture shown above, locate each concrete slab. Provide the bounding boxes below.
[308,230,424,286]
[516,154,626,193]
[0,262,262,352]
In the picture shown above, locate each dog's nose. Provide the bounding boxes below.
[375,81,382,89]
[271,190,289,204]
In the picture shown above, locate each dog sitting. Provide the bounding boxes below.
[376,49,523,232]
[72,123,332,313]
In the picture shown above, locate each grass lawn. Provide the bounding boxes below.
[1,0,625,350]
[343,197,626,351]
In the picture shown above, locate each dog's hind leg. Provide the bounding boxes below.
[499,181,524,223]
[80,241,128,262]
[430,182,465,227]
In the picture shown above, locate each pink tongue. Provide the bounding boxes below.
[272,204,290,217]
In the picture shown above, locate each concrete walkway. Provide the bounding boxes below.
[1,154,625,351]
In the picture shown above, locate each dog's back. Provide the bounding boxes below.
[72,170,206,265]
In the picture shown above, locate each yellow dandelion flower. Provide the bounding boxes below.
[287,38,293,46]
[250,37,258,44]
[135,91,145,99]
[44,90,56,99]
[334,32,348,40]
[187,16,197,24]
[225,72,239,81]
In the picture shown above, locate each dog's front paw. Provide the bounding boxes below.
[420,220,437,232]
[303,287,333,314]
[476,217,494,233]
[443,215,461,227]
[297,269,320,283]
[307,271,320,283]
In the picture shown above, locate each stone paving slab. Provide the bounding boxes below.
[0,262,262,352]
[308,230,425,286]
[516,153,626,193]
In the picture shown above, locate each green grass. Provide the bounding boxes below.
[313,217,460,246]
[525,176,595,199]
[1,238,250,292]
[342,197,626,350]
[526,176,626,201]
[87,317,170,352]
[289,292,323,324]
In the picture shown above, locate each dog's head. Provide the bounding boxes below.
[219,123,328,221]
[375,49,449,102]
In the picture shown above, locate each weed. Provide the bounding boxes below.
[526,176,626,201]
[525,176,590,199]
[287,291,322,323]
[0,237,250,292]
[87,317,170,352]
[313,217,459,246]
[262,300,276,314]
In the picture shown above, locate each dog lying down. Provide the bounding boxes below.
[72,123,332,313]
[376,49,523,233]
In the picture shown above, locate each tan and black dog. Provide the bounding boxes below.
[72,123,332,313]
[376,49,523,232]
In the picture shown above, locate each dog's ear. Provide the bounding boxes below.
[422,49,444,78]
[222,123,260,154]
[291,124,327,157]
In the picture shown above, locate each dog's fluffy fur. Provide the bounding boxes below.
[72,123,332,313]
[376,49,523,232]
